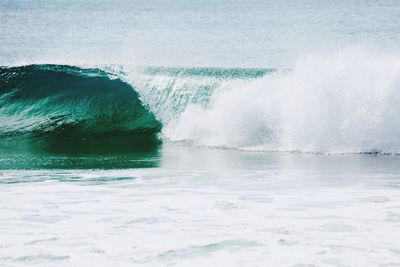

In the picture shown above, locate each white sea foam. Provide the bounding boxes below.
[2,148,400,267]
[162,52,400,153]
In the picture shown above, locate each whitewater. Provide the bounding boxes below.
[150,52,400,154]
[2,0,400,266]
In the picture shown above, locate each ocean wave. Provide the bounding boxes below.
[3,52,400,154]
[0,64,161,144]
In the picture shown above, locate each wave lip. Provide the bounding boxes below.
[0,64,162,143]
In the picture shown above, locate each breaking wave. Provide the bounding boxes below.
[3,52,400,154]
[157,52,400,154]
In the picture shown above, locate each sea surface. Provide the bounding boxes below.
[1,0,400,266]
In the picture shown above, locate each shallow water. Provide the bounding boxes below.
[1,143,400,266]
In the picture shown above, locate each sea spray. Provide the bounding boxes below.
[163,52,400,153]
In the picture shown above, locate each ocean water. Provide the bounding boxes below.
[1,0,400,266]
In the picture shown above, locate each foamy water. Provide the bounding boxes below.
[1,145,400,267]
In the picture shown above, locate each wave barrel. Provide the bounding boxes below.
[0,64,162,151]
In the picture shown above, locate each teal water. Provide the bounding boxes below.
[2,0,400,266]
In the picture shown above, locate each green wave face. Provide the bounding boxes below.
[0,65,162,145]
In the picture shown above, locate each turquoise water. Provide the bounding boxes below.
[2,0,400,266]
